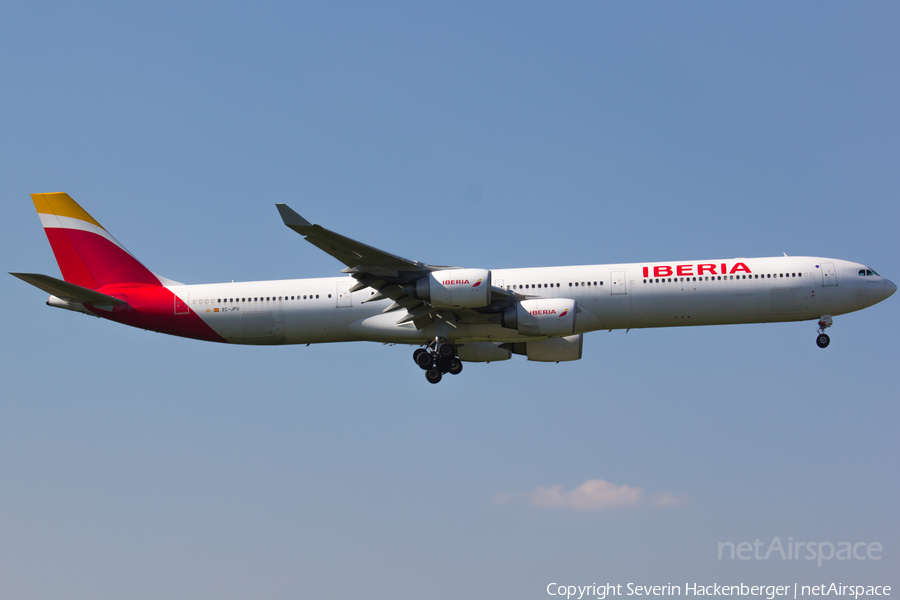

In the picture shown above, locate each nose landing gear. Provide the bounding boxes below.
[816,315,832,348]
[412,339,463,383]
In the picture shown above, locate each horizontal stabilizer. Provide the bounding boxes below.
[10,272,128,306]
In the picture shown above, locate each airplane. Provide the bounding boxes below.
[12,193,897,384]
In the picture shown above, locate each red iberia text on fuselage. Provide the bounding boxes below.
[642,262,752,278]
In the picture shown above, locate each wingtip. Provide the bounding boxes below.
[276,203,312,228]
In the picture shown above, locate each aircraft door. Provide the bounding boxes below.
[336,282,353,307]
[821,263,837,287]
[175,291,189,314]
[610,271,627,295]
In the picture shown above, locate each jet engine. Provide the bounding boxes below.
[415,268,491,308]
[501,298,577,336]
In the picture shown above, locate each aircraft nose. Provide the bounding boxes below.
[885,278,897,299]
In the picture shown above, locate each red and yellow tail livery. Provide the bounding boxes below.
[14,193,223,343]
[32,193,161,290]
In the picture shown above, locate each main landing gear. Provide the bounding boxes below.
[816,315,832,348]
[413,339,463,384]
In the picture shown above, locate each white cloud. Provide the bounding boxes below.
[493,479,690,511]
[650,489,692,507]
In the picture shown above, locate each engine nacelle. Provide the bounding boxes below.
[415,269,491,308]
[502,298,577,336]
[508,334,583,362]
[457,342,512,363]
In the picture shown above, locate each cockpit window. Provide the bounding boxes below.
[859,268,880,277]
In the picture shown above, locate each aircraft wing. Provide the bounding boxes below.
[276,204,512,330]
[276,204,435,277]
[11,272,128,306]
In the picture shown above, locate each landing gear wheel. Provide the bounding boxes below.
[413,348,432,370]
[425,368,443,384]
[436,342,456,358]
[816,333,830,348]
[448,358,463,375]
[435,356,451,373]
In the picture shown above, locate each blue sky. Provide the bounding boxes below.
[2,2,898,598]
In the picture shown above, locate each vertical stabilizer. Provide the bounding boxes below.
[31,193,161,290]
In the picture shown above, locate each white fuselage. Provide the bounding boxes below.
[170,256,893,346]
